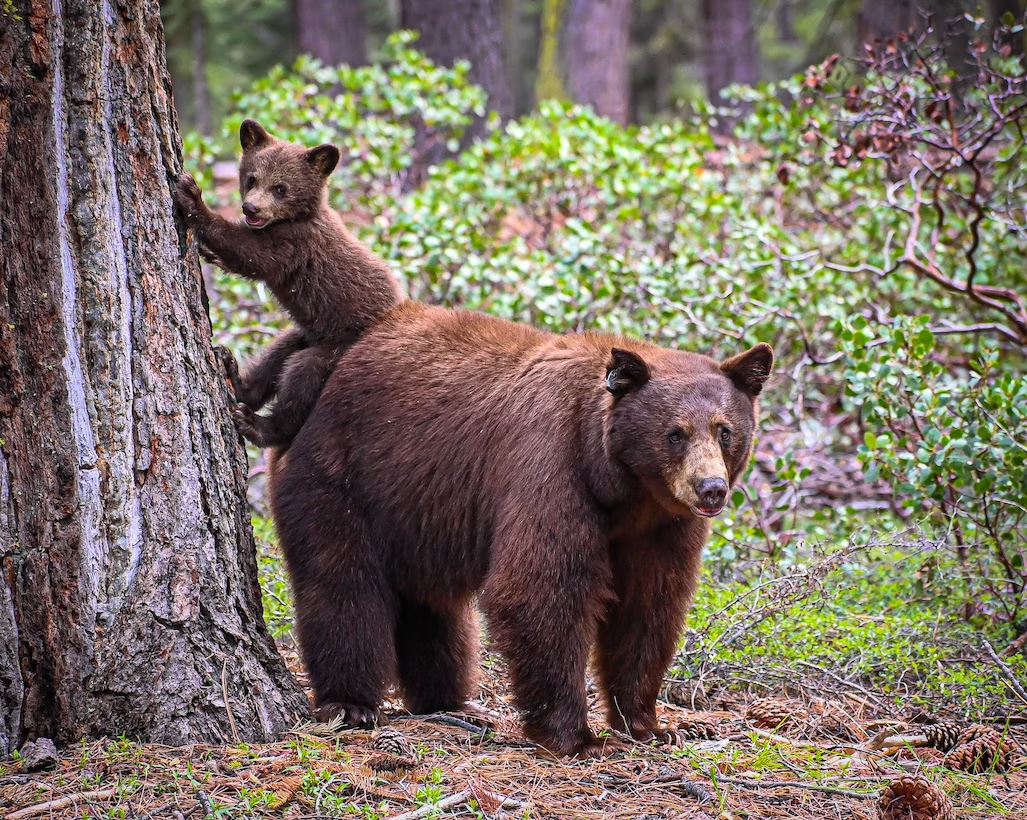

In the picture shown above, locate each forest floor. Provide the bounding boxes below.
[2,644,1025,820]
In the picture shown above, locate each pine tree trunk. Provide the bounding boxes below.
[701,0,757,104]
[0,0,308,755]
[565,0,631,124]
[190,0,211,135]
[401,0,514,120]
[293,0,368,67]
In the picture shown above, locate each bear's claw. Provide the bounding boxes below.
[314,702,383,729]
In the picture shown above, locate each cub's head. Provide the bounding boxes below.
[605,342,773,519]
[235,119,340,229]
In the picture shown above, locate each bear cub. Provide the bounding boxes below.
[174,119,404,448]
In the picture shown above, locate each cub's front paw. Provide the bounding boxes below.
[174,173,207,222]
[314,702,384,729]
[214,344,241,385]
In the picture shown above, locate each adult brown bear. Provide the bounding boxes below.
[269,301,772,757]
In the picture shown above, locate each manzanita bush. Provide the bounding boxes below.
[186,27,1027,631]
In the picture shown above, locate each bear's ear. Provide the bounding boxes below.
[720,343,774,397]
[605,348,651,396]
[307,144,340,177]
[240,119,271,151]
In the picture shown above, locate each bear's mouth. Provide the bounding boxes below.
[244,215,269,229]
[694,504,725,517]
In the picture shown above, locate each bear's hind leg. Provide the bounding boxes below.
[236,345,335,448]
[395,598,478,715]
[221,326,308,410]
[279,500,398,728]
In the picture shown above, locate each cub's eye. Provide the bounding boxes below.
[274,184,287,197]
[667,428,686,448]
[244,175,256,191]
[718,426,732,448]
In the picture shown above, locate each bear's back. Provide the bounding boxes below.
[276,302,617,597]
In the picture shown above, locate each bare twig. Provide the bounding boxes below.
[7,788,118,820]
[984,639,1027,705]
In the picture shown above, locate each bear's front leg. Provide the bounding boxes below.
[172,173,269,281]
[481,504,614,758]
[595,522,705,746]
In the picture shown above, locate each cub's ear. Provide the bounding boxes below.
[307,144,340,177]
[240,119,271,151]
[720,343,774,397]
[605,348,651,396]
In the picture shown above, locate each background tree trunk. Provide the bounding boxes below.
[565,0,632,124]
[401,0,514,120]
[190,0,211,135]
[294,0,368,67]
[702,0,757,104]
[0,0,308,755]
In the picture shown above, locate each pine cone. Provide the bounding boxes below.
[675,720,720,741]
[368,727,418,772]
[745,697,805,729]
[943,730,1014,774]
[877,775,953,820]
[955,723,994,746]
[661,680,711,710]
[923,721,963,752]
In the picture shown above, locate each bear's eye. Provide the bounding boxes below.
[244,175,256,191]
[718,426,732,448]
[667,428,686,449]
[274,183,288,197]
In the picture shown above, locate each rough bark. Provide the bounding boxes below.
[565,0,631,124]
[293,0,367,67]
[701,0,757,104]
[401,0,513,120]
[0,0,307,755]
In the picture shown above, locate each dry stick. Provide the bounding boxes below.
[983,639,1027,706]
[221,659,240,744]
[7,788,118,820]
[708,773,872,798]
[383,788,525,820]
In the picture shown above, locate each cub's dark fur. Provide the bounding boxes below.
[269,300,773,758]
[174,120,403,447]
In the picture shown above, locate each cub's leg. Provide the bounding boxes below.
[234,345,335,448]
[595,520,704,745]
[276,489,397,727]
[395,597,479,715]
[481,501,612,758]
[216,327,308,411]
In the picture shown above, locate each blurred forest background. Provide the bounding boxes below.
[161,0,1019,132]
[163,0,1027,716]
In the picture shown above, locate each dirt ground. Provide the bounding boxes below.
[2,646,1025,820]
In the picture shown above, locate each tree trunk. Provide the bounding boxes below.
[564,0,632,124]
[0,0,308,755]
[190,0,211,135]
[857,0,917,42]
[401,0,514,120]
[294,0,368,67]
[701,0,757,104]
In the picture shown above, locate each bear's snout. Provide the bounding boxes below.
[242,200,269,228]
[695,476,728,515]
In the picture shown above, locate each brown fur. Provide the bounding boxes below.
[268,301,773,757]
[174,120,404,447]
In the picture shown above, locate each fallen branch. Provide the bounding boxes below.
[7,788,117,820]
[984,639,1027,706]
[383,787,525,820]
[708,772,873,798]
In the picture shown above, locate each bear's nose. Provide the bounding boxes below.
[696,477,728,511]
[242,201,259,217]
